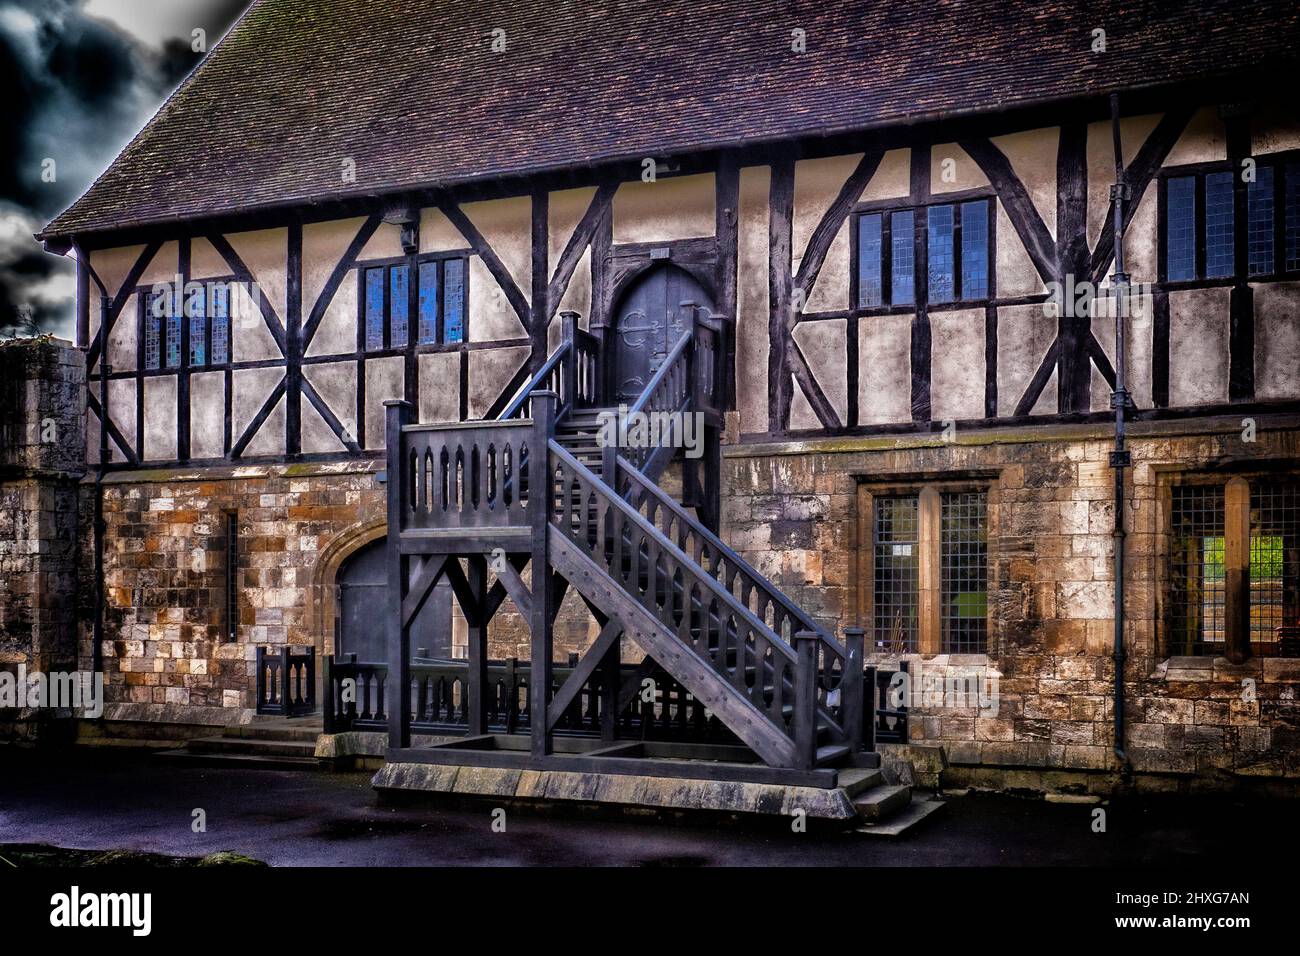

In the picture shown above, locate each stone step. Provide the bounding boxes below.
[815,743,851,767]
[223,722,322,743]
[852,795,945,837]
[188,736,318,758]
[154,748,324,771]
[836,767,883,798]
[851,783,911,820]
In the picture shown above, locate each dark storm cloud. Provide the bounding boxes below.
[0,0,251,338]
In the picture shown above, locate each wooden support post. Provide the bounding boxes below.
[842,627,865,752]
[280,646,291,710]
[466,554,489,735]
[530,391,558,757]
[701,422,721,535]
[385,399,414,749]
[793,631,819,772]
[600,635,620,741]
[322,653,336,733]
[560,311,579,411]
[918,485,942,655]
[1225,476,1251,664]
[864,665,878,752]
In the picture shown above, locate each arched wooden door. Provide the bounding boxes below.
[612,264,714,405]
[336,538,452,662]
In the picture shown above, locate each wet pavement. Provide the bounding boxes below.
[0,748,1292,866]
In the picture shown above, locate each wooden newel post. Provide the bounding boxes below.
[322,652,335,733]
[280,646,292,709]
[529,390,558,757]
[560,311,579,411]
[384,399,414,750]
[842,627,865,752]
[793,631,819,771]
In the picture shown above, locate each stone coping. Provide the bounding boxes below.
[371,761,859,820]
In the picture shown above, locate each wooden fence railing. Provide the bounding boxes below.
[254,646,316,717]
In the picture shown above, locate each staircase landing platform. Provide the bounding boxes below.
[373,759,864,821]
[374,736,886,822]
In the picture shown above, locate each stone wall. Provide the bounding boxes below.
[719,414,1300,792]
[0,338,86,739]
[91,462,592,725]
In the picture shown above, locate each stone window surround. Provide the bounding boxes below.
[1153,460,1300,666]
[854,471,998,660]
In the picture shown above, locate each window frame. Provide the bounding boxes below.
[850,191,997,316]
[1157,151,1300,287]
[1160,468,1300,661]
[355,250,471,356]
[857,478,994,657]
[136,275,238,375]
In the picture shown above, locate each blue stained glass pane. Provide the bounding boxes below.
[364,268,385,351]
[1166,176,1196,281]
[211,284,229,365]
[144,293,162,370]
[927,204,955,303]
[390,267,409,348]
[960,200,989,300]
[188,285,206,366]
[1205,171,1235,278]
[443,258,465,342]
[891,210,914,306]
[857,214,883,307]
[418,262,439,344]
[1247,166,1274,276]
[1287,165,1300,273]
[165,290,182,368]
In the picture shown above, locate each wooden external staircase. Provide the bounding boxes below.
[368,308,888,798]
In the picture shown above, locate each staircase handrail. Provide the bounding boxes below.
[548,439,797,669]
[498,341,572,421]
[615,457,846,658]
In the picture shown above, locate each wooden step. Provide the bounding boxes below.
[851,783,911,820]
[815,743,851,767]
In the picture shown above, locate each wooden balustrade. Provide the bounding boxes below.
[549,440,809,750]
[397,420,535,533]
[255,645,316,717]
[322,653,729,741]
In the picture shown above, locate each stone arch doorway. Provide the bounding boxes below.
[335,538,453,662]
[611,263,715,404]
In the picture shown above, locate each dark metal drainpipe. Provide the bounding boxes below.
[1107,94,1132,773]
[73,240,108,682]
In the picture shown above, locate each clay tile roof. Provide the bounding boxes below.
[40,0,1300,239]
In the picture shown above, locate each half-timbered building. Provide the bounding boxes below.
[21,0,1300,807]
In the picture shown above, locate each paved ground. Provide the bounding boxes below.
[0,748,1293,866]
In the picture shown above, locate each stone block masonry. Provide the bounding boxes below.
[719,414,1300,790]
[0,338,86,740]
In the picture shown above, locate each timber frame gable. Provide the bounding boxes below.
[74,88,1300,469]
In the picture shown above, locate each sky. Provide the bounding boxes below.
[0,0,252,340]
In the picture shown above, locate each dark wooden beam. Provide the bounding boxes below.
[300,214,382,350]
[768,158,796,430]
[547,183,617,324]
[910,146,932,422]
[285,221,303,455]
[793,148,884,305]
[229,376,287,459]
[546,618,624,731]
[401,555,450,629]
[86,240,164,371]
[177,238,192,461]
[1088,106,1195,285]
[438,199,531,327]
[299,375,363,453]
[530,189,549,373]
[206,233,288,356]
[1055,122,1092,413]
[959,137,1056,284]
